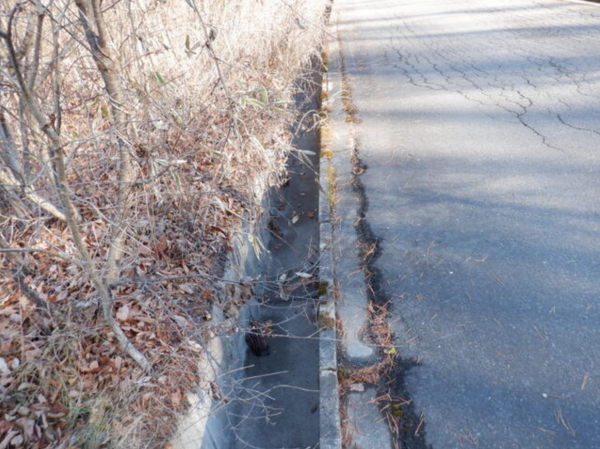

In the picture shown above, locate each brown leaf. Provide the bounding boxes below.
[24,347,41,361]
[171,389,181,406]
[1,377,15,387]
[201,290,213,300]
[210,226,228,236]
[0,359,8,375]
[0,420,13,434]
[178,283,194,294]
[15,418,34,439]
[116,304,130,322]
[0,341,11,354]
[46,380,61,404]
[47,404,68,419]
[113,356,123,372]
[0,307,17,317]
[0,431,19,449]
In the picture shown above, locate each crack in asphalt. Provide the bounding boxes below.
[381,12,600,156]
[335,1,600,447]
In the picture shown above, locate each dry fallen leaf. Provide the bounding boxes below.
[15,417,34,439]
[0,431,20,449]
[116,304,130,322]
[178,283,194,294]
[171,389,181,406]
[9,433,23,447]
[0,358,9,375]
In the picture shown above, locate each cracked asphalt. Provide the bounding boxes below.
[333,0,600,447]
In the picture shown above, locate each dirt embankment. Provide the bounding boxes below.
[0,1,330,447]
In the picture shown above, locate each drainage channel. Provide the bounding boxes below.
[228,72,323,449]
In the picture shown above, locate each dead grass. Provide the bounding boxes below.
[338,303,396,387]
[337,302,407,445]
[0,0,330,447]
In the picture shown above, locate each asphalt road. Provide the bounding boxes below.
[335,0,600,447]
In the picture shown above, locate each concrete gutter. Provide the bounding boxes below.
[169,184,271,449]
[174,62,328,448]
[171,6,349,448]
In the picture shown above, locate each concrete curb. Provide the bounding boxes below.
[318,19,343,449]
[318,83,342,449]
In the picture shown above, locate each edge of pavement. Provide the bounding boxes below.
[317,4,373,445]
[318,6,396,448]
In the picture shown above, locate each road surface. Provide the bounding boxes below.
[334,0,600,447]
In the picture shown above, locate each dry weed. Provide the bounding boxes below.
[0,0,330,447]
[337,302,406,444]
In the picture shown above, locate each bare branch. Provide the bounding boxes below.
[0,235,52,314]
[1,1,150,372]
[26,1,45,92]
[75,0,136,286]
[0,168,68,221]
[0,246,81,266]
[0,109,23,178]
